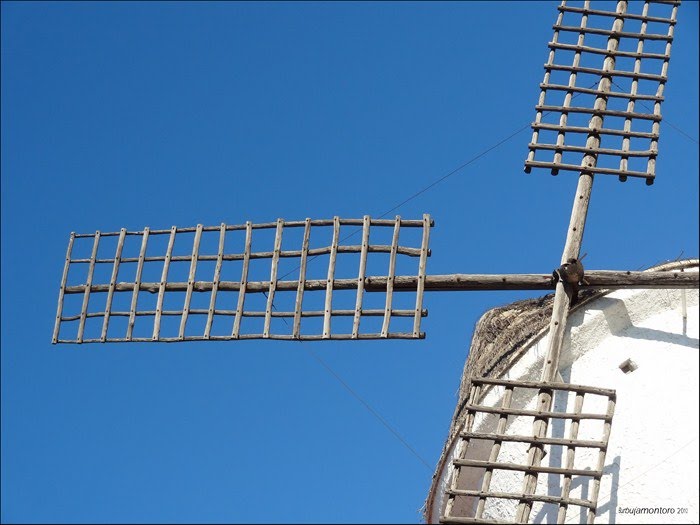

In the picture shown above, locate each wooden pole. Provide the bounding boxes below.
[516,2,627,521]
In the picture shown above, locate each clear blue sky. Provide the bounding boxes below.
[1,1,698,523]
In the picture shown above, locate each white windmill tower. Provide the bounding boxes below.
[52,0,697,523]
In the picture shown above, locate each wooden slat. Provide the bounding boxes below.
[232,221,253,338]
[540,82,664,101]
[459,431,606,449]
[381,216,401,337]
[352,215,371,338]
[535,104,662,121]
[557,3,676,24]
[529,142,655,157]
[77,231,101,343]
[178,224,203,339]
[152,226,177,341]
[446,489,595,510]
[59,331,427,343]
[469,377,616,397]
[525,160,650,179]
[453,458,602,478]
[100,228,127,341]
[413,214,430,337]
[263,219,284,338]
[552,24,673,41]
[322,216,340,339]
[126,227,149,340]
[444,382,483,521]
[557,392,585,523]
[587,396,616,524]
[292,219,311,339]
[474,387,514,520]
[463,403,610,421]
[204,223,226,339]
[52,232,75,344]
[530,121,658,139]
[546,42,668,61]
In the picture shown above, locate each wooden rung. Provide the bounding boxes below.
[552,24,673,41]
[539,82,664,101]
[263,219,284,338]
[352,215,371,338]
[452,458,602,478]
[77,231,101,343]
[381,216,401,338]
[529,143,655,157]
[462,403,611,421]
[544,64,667,83]
[153,226,177,341]
[126,227,149,341]
[292,219,311,339]
[204,223,226,339]
[525,160,651,179]
[413,213,430,338]
[52,232,75,344]
[459,431,607,449]
[535,104,662,122]
[547,42,668,61]
[530,121,658,139]
[323,217,340,339]
[445,489,595,510]
[100,228,127,341]
[469,377,616,396]
[178,224,203,340]
[232,222,253,338]
[556,4,676,25]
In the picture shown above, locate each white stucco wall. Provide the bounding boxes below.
[430,277,699,524]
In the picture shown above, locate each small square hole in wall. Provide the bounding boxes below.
[619,358,638,374]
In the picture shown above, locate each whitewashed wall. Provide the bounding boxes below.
[430,276,699,524]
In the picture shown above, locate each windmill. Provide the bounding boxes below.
[51,0,697,523]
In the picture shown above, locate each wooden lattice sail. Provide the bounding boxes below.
[524,0,679,184]
[52,215,432,343]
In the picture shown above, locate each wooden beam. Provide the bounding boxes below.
[62,268,699,295]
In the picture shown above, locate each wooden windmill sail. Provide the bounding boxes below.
[52,0,697,523]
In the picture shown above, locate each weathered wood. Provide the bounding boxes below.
[459,431,606,449]
[530,122,658,139]
[293,219,311,339]
[586,396,615,524]
[474,387,514,520]
[100,228,127,341]
[535,103,662,121]
[462,403,610,421]
[454,458,602,478]
[52,232,75,344]
[126,227,149,340]
[540,81,664,100]
[77,231,101,343]
[525,160,650,179]
[447,489,595,510]
[530,142,654,157]
[413,214,431,337]
[518,5,626,521]
[553,24,672,41]
[204,223,226,339]
[152,226,177,341]
[62,269,700,295]
[381,216,401,337]
[352,215,371,338]
[323,217,340,339]
[178,224,203,340]
[263,219,284,338]
[440,516,501,525]
[470,377,616,397]
[232,221,253,338]
[60,331,426,343]
[444,383,483,521]
[73,217,433,238]
[557,3,676,24]
[557,392,585,524]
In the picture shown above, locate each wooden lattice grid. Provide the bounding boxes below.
[52,215,432,343]
[524,0,680,184]
[441,377,616,524]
